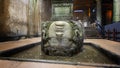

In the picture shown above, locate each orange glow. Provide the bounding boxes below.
[88,8,91,17]
[106,10,112,20]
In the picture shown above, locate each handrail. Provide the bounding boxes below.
[96,23,105,38]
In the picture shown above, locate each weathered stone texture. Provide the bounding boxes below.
[0,0,28,37]
[0,0,9,36]
[27,0,41,36]
[7,0,28,36]
[42,21,84,56]
[0,0,41,39]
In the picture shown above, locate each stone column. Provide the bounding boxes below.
[27,0,32,37]
[32,0,41,36]
[113,0,120,22]
[40,0,52,21]
[96,0,102,24]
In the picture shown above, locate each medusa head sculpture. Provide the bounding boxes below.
[42,21,84,56]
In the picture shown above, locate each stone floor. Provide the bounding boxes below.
[0,38,120,68]
[84,39,120,57]
[0,60,97,68]
[0,37,41,51]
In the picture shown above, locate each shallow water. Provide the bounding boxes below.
[11,45,115,64]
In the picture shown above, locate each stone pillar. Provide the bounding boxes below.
[113,0,120,22]
[40,0,52,21]
[33,0,41,36]
[96,0,102,24]
[27,0,34,37]
[27,0,41,37]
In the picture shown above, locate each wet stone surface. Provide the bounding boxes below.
[11,45,115,64]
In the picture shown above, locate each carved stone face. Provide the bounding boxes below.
[48,21,72,47]
[42,21,84,56]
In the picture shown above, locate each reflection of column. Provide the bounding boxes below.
[113,0,120,22]
[96,0,101,24]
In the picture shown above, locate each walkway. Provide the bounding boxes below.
[0,37,41,52]
[84,39,120,57]
[0,60,97,68]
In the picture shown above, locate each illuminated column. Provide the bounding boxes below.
[96,0,101,24]
[113,0,120,22]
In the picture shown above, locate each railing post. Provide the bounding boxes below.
[113,28,116,41]
[107,29,110,40]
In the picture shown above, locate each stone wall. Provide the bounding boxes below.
[0,0,28,37]
[0,0,41,41]
[7,0,28,36]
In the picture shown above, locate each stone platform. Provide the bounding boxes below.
[0,37,41,56]
[0,38,120,68]
[84,39,120,57]
[0,60,98,68]
[84,39,120,64]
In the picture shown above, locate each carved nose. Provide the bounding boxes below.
[56,32,63,37]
